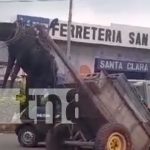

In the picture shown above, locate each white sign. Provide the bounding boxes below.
[17,15,150,49]
[49,21,150,49]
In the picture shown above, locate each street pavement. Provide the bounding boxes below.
[0,133,45,150]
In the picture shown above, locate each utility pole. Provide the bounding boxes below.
[67,0,73,60]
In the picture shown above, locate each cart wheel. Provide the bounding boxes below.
[46,124,70,150]
[95,123,132,150]
[18,125,38,147]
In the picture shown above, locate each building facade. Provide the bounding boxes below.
[1,15,150,83]
[48,18,150,80]
[54,40,150,80]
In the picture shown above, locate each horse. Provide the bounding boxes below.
[0,21,58,89]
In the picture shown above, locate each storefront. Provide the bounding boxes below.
[14,15,150,80]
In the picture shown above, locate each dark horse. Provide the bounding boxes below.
[0,22,58,88]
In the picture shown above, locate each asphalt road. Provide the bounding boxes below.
[0,133,45,150]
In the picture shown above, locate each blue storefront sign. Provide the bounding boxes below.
[94,58,150,73]
[17,15,50,28]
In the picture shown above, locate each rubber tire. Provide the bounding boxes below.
[46,124,70,150]
[18,125,38,147]
[95,123,132,150]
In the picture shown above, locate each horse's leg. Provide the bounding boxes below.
[26,76,46,107]
[2,51,15,88]
[10,61,20,88]
[53,59,58,87]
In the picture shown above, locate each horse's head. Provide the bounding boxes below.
[0,22,16,41]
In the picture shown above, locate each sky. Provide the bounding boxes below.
[0,0,150,27]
